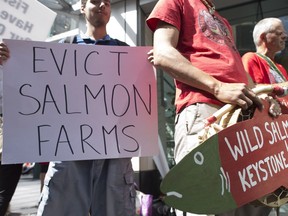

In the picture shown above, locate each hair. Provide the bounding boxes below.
[253,17,282,47]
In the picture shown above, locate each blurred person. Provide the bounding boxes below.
[242,17,288,86]
[146,0,276,216]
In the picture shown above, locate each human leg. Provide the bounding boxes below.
[173,104,272,216]
[90,158,135,216]
[174,103,219,164]
[0,163,22,216]
[174,103,219,216]
[37,161,93,216]
[37,159,135,216]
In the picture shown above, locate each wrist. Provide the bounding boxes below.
[211,81,222,97]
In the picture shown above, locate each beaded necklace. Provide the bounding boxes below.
[200,0,216,15]
[256,53,287,82]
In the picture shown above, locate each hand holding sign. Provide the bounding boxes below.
[161,85,288,214]
[0,43,9,65]
[2,39,158,164]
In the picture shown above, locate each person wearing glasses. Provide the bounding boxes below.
[242,17,288,86]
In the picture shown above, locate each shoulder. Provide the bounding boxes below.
[242,52,257,59]
[112,38,129,46]
[242,52,259,63]
[146,0,182,32]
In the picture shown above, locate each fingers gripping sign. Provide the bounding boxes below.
[214,82,263,110]
[0,43,10,65]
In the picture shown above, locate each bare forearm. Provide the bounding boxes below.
[151,22,262,109]
[153,37,221,96]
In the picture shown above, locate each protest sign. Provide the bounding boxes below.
[219,107,288,206]
[2,39,158,163]
[0,0,56,41]
[161,100,288,214]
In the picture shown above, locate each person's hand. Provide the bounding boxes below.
[214,82,263,110]
[147,49,154,64]
[266,96,282,117]
[0,43,9,65]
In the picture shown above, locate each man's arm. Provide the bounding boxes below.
[152,21,262,110]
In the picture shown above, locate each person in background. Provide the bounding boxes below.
[242,17,288,86]
[37,0,135,215]
[241,17,288,216]
[0,0,135,215]
[146,0,277,216]
[0,42,23,216]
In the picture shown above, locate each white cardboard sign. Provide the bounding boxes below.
[0,0,57,41]
[2,39,158,163]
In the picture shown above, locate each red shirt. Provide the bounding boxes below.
[242,52,288,84]
[242,52,288,113]
[146,0,248,113]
